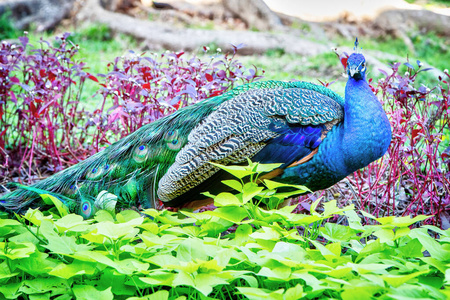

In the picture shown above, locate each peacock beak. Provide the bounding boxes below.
[348,66,359,77]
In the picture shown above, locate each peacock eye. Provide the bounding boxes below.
[92,168,97,174]
[82,203,89,211]
[139,145,146,151]
[172,139,178,145]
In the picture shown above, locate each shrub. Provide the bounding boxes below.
[0,33,90,180]
[0,34,262,183]
[91,44,263,147]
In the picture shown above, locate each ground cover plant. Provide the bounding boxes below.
[0,162,449,299]
[0,33,449,299]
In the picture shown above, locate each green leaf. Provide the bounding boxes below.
[397,238,424,258]
[235,224,253,245]
[213,192,242,206]
[54,214,91,233]
[115,259,149,274]
[221,180,243,191]
[373,228,395,243]
[394,227,410,240]
[343,209,365,231]
[40,220,92,255]
[202,206,248,223]
[250,226,281,240]
[285,284,305,300]
[320,222,358,242]
[40,194,69,217]
[49,260,97,279]
[361,212,431,228]
[192,272,229,296]
[341,285,384,300]
[177,238,208,262]
[257,265,291,280]
[66,251,119,270]
[94,218,142,240]
[0,219,21,227]
[410,228,450,261]
[44,234,92,255]
[254,162,283,173]
[262,179,309,192]
[97,269,136,296]
[0,282,23,299]
[0,261,19,281]
[200,220,233,236]
[210,162,254,178]
[382,270,429,288]
[360,210,377,220]
[239,275,259,288]
[310,197,322,214]
[16,251,58,276]
[94,210,115,223]
[322,200,353,217]
[0,241,36,259]
[23,208,53,226]
[387,284,447,300]
[421,257,447,274]
[19,278,69,295]
[146,254,180,267]
[242,182,264,203]
[139,271,175,286]
[72,285,113,300]
[377,215,431,227]
[116,210,142,222]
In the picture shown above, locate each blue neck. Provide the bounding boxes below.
[279,76,391,191]
[341,77,391,173]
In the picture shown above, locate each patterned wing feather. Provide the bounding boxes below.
[158,85,344,203]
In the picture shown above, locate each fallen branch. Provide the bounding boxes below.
[76,0,327,56]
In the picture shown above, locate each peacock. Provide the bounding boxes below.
[0,40,392,218]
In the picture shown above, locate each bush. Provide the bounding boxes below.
[0,33,90,179]
[0,34,262,182]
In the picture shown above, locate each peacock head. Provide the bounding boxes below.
[346,53,366,80]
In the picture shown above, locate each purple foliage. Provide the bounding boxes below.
[0,34,262,182]
[0,34,91,181]
[90,45,262,148]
